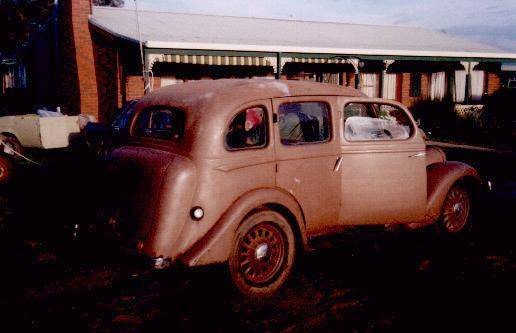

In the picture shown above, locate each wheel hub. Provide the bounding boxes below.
[453,202,462,213]
[255,243,269,260]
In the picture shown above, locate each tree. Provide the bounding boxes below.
[0,0,56,57]
[93,0,125,7]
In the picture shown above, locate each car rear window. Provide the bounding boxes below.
[278,102,330,145]
[133,107,186,141]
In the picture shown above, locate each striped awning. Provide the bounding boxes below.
[160,54,273,66]
[291,57,354,64]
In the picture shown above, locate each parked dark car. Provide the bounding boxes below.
[83,100,138,157]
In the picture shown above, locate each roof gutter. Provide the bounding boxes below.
[144,41,516,61]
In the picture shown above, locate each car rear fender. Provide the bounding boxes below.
[426,161,481,222]
[179,187,307,267]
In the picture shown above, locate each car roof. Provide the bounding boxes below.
[137,78,364,113]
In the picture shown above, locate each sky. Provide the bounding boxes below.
[122,0,516,52]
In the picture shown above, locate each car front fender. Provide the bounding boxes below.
[179,187,307,267]
[425,161,481,223]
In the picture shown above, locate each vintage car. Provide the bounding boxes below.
[108,79,481,297]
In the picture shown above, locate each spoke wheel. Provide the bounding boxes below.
[0,156,12,184]
[237,222,286,286]
[229,210,296,297]
[441,185,471,233]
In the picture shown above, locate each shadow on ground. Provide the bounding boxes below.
[0,147,514,332]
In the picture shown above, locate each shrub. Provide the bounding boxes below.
[408,99,500,146]
[409,99,457,135]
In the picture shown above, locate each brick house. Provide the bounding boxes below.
[2,0,516,121]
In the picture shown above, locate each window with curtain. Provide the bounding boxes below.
[454,70,466,103]
[470,70,485,102]
[360,73,378,97]
[430,72,446,101]
[382,73,397,100]
[322,73,339,85]
[2,63,27,93]
[409,73,422,97]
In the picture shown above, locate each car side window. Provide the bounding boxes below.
[278,102,330,145]
[343,103,413,141]
[134,107,185,140]
[225,106,268,150]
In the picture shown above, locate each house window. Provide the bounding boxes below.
[1,63,28,93]
[410,73,422,97]
[360,73,379,97]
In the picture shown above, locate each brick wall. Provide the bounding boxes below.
[58,0,128,120]
[487,72,501,95]
[400,73,429,107]
[91,30,119,122]
[124,75,164,101]
[347,73,356,88]
[59,0,99,118]
[57,0,81,115]
[125,75,144,101]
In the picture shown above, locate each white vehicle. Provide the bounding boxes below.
[0,111,91,183]
[0,113,82,149]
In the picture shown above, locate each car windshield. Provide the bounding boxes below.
[112,100,137,130]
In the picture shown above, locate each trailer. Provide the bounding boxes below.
[0,112,90,183]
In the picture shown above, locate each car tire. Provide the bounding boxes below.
[0,155,13,184]
[229,209,296,298]
[437,184,472,234]
[1,135,23,157]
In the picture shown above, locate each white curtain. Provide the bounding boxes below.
[430,72,446,101]
[382,73,397,100]
[360,73,378,97]
[470,70,484,102]
[454,70,466,103]
[323,73,339,85]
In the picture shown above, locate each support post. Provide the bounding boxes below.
[346,58,360,90]
[143,50,150,94]
[143,50,161,94]
[460,61,479,104]
[355,66,360,90]
[275,52,282,79]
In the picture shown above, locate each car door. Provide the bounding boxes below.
[338,97,427,225]
[272,96,341,236]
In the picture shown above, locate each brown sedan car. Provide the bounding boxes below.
[109,79,481,297]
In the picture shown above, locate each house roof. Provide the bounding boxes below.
[89,6,516,61]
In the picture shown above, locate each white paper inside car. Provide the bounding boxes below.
[345,116,410,141]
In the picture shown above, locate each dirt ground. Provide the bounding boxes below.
[0,146,514,332]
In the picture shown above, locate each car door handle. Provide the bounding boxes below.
[334,156,343,172]
[409,152,426,158]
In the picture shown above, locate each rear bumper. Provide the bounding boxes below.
[151,256,173,269]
